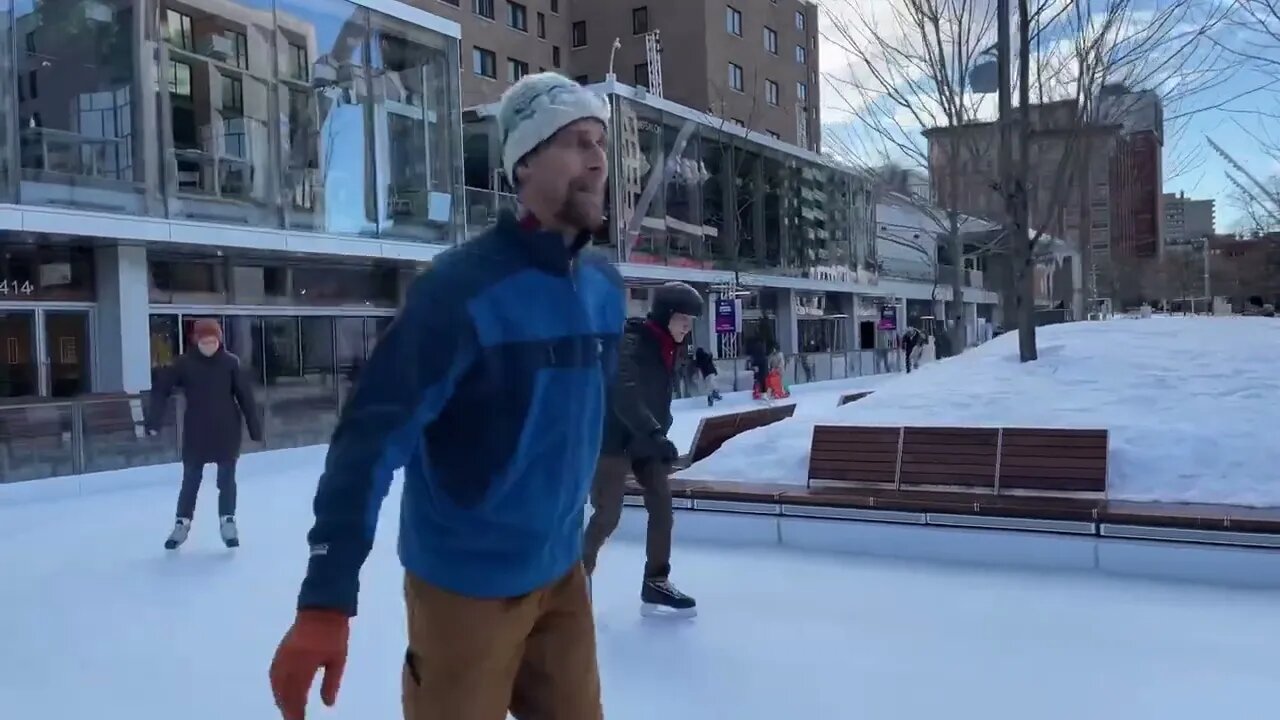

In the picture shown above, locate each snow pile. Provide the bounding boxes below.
[681,317,1280,507]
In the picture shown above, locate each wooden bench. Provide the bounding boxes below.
[836,390,874,406]
[685,404,797,466]
[997,428,1108,495]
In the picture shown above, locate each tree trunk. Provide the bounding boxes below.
[1077,142,1094,317]
[947,211,966,352]
[1015,0,1038,362]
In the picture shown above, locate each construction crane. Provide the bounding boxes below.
[1206,137,1280,228]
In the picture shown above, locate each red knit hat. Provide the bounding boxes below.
[191,319,223,342]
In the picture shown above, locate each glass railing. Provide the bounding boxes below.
[0,386,344,485]
[691,350,904,396]
[464,187,519,238]
[5,351,914,482]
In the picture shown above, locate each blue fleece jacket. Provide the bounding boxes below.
[297,212,625,615]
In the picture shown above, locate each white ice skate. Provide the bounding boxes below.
[164,518,191,550]
[219,516,240,548]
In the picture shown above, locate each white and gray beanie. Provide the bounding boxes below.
[497,73,610,187]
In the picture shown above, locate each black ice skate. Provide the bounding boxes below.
[220,516,240,548]
[164,518,191,550]
[640,578,697,619]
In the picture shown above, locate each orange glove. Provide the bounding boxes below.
[269,609,350,720]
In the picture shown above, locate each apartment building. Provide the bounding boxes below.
[421,0,821,149]
[1164,192,1216,247]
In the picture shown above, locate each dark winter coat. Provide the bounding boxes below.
[147,349,262,464]
[602,318,678,459]
[694,348,717,378]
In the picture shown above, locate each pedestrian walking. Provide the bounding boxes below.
[693,346,721,406]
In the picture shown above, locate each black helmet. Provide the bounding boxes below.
[649,281,704,324]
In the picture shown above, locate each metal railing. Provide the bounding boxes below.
[683,349,905,397]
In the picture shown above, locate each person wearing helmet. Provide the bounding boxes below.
[584,281,703,618]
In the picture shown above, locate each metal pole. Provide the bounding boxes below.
[1202,238,1211,312]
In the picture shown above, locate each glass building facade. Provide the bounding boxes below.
[0,0,463,242]
[463,90,878,279]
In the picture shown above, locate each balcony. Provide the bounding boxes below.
[5,0,464,243]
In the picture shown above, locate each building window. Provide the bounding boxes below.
[767,130,780,139]
[726,6,742,36]
[166,9,194,50]
[729,62,744,92]
[553,45,562,68]
[168,60,192,97]
[222,76,243,111]
[795,10,806,30]
[765,78,779,105]
[440,0,460,4]
[474,0,495,20]
[633,6,649,35]
[764,26,777,54]
[634,62,649,88]
[551,0,560,13]
[537,12,546,38]
[229,31,249,69]
[288,42,309,82]
[473,47,497,78]
[572,20,587,47]
[797,81,808,102]
[796,45,806,64]
[507,2,527,32]
[508,57,529,82]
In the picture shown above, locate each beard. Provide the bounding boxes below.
[554,177,605,234]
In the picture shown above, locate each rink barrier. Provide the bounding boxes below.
[624,479,1280,551]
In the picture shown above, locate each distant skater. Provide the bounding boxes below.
[584,282,703,618]
[147,319,261,549]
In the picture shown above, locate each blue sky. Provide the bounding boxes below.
[816,0,1278,231]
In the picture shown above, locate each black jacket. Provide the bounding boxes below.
[147,349,262,464]
[601,319,677,458]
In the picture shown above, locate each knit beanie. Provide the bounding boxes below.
[497,73,610,186]
[191,319,223,343]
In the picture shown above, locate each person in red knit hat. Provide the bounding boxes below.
[147,318,261,549]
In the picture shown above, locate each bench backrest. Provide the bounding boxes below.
[808,424,1109,496]
[997,428,1108,494]
[836,391,874,407]
[899,426,1000,491]
[688,404,797,465]
[807,425,901,488]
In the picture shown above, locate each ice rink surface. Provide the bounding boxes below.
[5,459,1280,720]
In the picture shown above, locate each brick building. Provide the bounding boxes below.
[415,0,821,149]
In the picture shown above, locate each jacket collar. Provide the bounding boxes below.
[496,209,591,275]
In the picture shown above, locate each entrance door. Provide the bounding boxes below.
[0,310,37,397]
[43,311,91,397]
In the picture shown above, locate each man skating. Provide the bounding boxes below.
[584,282,703,618]
[146,319,261,549]
[268,73,623,720]
[902,326,924,373]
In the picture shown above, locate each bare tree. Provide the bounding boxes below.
[822,0,1234,361]
[822,0,998,354]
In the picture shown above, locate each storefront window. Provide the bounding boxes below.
[617,101,666,264]
[14,0,148,214]
[159,0,278,225]
[278,0,376,235]
[370,12,459,240]
[149,259,228,305]
[663,119,707,268]
[0,244,96,301]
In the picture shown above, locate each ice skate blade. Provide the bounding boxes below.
[640,603,697,619]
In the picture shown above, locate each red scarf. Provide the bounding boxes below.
[643,320,677,372]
